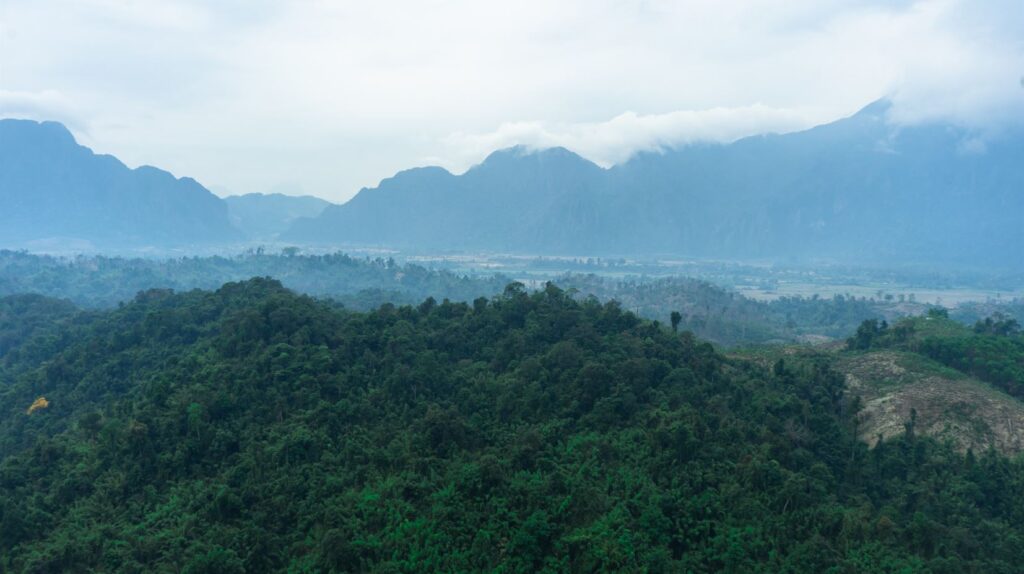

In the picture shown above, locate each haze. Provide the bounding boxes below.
[2,0,1022,202]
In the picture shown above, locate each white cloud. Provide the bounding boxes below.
[1,0,1021,201]
[0,90,86,131]
[857,0,1024,129]
[439,104,823,171]
[435,0,1024,172]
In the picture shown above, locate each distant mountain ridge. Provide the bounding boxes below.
[3,106,1021,267]
[286,101,1024,268]
[0,119,240,249]
[225,192,333,241]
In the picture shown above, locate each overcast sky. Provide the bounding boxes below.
[1,0,1022,202]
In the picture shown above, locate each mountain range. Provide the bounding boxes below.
[286,100,1024,267]
[0,120,336,249]
[0,119,239,249]
[2,103,1022,267]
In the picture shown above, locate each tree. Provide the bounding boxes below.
[848,319,886,350]
[670,311,682,333]
[3,279,1024,572]
[974,313,1021,336]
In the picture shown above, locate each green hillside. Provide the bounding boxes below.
[1,282,1023,572]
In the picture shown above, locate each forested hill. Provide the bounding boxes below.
[0,249,512,310]
[0,119,240,249]
[0,249,961,347]
[2,280,1024,572]
[286,101,1024,268]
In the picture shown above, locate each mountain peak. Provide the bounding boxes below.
[475,145,596,171]
[0,118,77,148]
[852,98,893,119]
[0,118,239,249]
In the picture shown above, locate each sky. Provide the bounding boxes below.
[1,0,1022,203]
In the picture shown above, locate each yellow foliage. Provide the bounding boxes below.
[27,396,49,415]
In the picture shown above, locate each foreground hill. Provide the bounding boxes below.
[286,101,1024,268]
[2,280,1023,572]
[0,119,240,249]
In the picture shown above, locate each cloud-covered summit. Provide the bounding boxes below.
[2,0,1021,201]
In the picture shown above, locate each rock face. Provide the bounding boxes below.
[286,101,1024,268]
[0,119,240,249]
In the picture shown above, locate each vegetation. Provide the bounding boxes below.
[955,298,1024,326]
[0,293,78,359]
[5,250,988,348]
[0,249,512,310]
[1,280,1024,572]
[847,311,1024,401]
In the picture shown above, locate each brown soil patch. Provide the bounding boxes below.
[841,351,1024,454]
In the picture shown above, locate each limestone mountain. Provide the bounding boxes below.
[225,192,333,241]
[0,119,240,250]
[286,101,1024,268]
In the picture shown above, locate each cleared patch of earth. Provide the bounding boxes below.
[839,350,1024,455]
